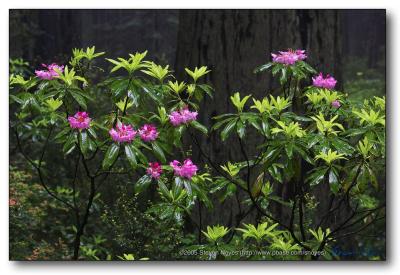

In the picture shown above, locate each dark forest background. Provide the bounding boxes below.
[9,10,386,260]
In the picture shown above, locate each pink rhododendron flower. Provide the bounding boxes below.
[271,49,307,65]
[170,160,182,174]
[35,63,64,80]
[109,123,137,143]
[147,162,162,179]
[180,107,198,123]
[68,111,91,129]
[168,107,198,127]
[139,124,158,142]
[169,111,183,126]
[312,73,337,90]
[331,100,341,109]
[170,158,198,179]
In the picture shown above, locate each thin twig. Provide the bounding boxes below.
[14,128,76,211]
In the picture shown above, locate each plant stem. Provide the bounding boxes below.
[73,176,96,260]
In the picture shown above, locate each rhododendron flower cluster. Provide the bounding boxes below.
[312,73,337,90]
[271,49,307,65]
[109,123,137,143]
[170,159,198,179]
[35,63,64,80]
[138,124,158,142]
[169,107,198,126]
[146,162,162,179]
[68,111,91,129]
[331,100,341,108]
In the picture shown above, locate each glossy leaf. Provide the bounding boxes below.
[152,142,166,163]
[135,175,152,194]
[102,143,120,169]
[124,144,137,169]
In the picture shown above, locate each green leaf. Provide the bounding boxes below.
[190,120,208,135]
[87,136,96,152]
[366,166,378,189]
[298,61,317,74]
[197,84,213,98]
[142,86,163,105]
[293,144,314,164]
[69,87,93,101]
[191,184,213,209]
[135,175,152,194]
[328,168,340,194]
[219,183,237,202]
[279,68,287,84]
[174,177,184,189]
[357,194,379,209]
[236,119,246,139]
[125,144,137,169]
[251,172,264,198]
[283,158,296,181]
[254,62,273,73]
[212,117,234,130]
[345,128,368,137]
[54,127,71,141]
[184,66,210,82]
[63,132,77,155]
[262,147,282,168]
[331,138,354,155]
[25,95,42,113]
[182,179,193,196]
[152,142,166,163]
[108,78,129,99]
[285,142,294,159]
[268,163,283,183]
[102,143,120,169]
[131,144,148,164]
[282,112,313,122]
[45,98,63,111]
[87,128,97,139]
[10,94,24,104]
[79,131,89,155]
[141,62,170,82]
[221,119,237,141]
[167,80,186,94]
[261,121,269,136]
[213,113,235,120]
[173,126,184,147]
[307,134,323,149]
[306,167,329,187]
[158,180,170,198]
[69,90,87,109]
